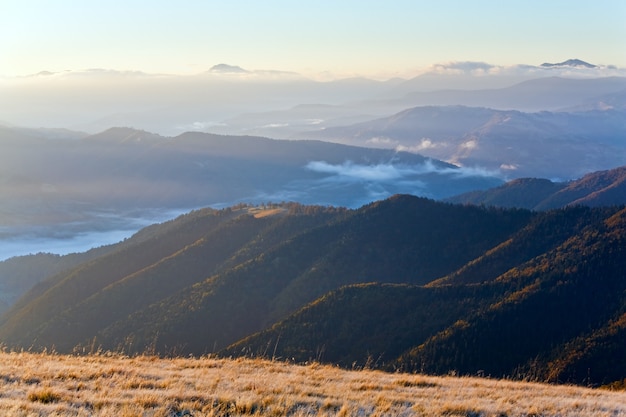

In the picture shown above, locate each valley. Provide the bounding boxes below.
[1,60,626,397]
[5,1,626,413]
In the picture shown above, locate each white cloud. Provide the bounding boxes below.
[428,61,496,76]
[442,165,503,178]
[261,123,289,128]
[176,121,226,131]
[306,161,406,181]
[500,163,518,170]
[396,138,442,153]
[420,61,626,82]
[306,160,503,182]
[460,140,478,150]
[366,136,398,146]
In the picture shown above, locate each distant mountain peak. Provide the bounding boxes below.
[209,64,248,73]
[86,127,164,143]
[540,59,596,68]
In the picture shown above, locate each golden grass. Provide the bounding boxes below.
[247,207,288,218]
[0,351,624,416]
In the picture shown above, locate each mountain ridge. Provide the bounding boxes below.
[1,196,625,387]
[446,166,626,210]
[304,103,626,178]
[1,125,505,260]
[220,204,626,385]
[4,166,624,319]
[0,196,532,353]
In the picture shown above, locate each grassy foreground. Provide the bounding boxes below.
[0,352,625,416]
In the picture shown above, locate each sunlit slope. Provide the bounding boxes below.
[224,206,626,386]
[400,208,626,385]
[3,352,626,417]
[2,197,625,387]
[447,166,626,210]
[0,196,529,353]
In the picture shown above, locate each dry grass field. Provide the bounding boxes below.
[0,351,625,417]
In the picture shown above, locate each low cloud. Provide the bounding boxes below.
[176,121,226,132]
[500,163,518,171]
[0,208,187,261]
[396,138,443,153]
[306,161,408,181]
[0,158,504,259]
[460,140,478,150]
[430,61,496,76]
[366,136,398,146]
[261,123,289,128]
[423,61,626,81]
[441,164,503,179]
[0,229,135,261]
[244,160,503,207]
[306,160,502,181]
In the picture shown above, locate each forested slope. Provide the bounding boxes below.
[1,197,624,387]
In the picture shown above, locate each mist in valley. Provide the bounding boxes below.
[2,59,626,259]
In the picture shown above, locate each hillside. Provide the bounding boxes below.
[0,125,504,261]
[222,206,626,386]
[446,166,626,210]
[2,196,625,387]
[224,283,497,368]
[3,352,626,417]
[3,165,622,312]
[0,248,115,316]
[0,126,499,216]
[400,207,626,384]
[306,104,626,179]
[0,196,529,354]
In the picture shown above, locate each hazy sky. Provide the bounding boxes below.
[2,0,625,79]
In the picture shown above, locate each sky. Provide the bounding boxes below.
[2,0,625,79]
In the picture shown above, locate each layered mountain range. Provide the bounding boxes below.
[2,164,624,316]
[3,84,625,239]
[0,195,625,387]
[1,61,625,388]
[0,125,500,244]
[3,66,625,258]
[303,104,626,179]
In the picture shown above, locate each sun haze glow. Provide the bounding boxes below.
[2,0,625,79]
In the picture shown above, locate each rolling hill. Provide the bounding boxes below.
[1,195,625,387]
[446,166,626,210]
[223,204,626,386]
[0,197,529,353]
[2,165,624,314]
[305,105,626,179]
